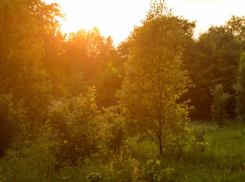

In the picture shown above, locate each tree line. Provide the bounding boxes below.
[1,0,245,164]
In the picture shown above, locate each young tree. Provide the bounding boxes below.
[210,84,229,124]
[100,106,126,154]
[117,0,195,155]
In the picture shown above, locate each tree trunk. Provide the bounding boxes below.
[159,135,163,156]
[159,145,163,156]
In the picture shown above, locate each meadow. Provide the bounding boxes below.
[1,120,245,182]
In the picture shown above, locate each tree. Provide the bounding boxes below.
[95,67,123,108]
[57,28,118,101]
[210,84,229,123]
[234,52,245,120]
[226,15,245,42]
[64,28,116,81]
[181,23,242,119]
[0,0,63,124]
[100,106,126,154]
[94,38,129,108]
[0,94,26,156]
[117,0,195,156]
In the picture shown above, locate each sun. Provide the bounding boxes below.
[44,0,245,45]
[43,0,151,46]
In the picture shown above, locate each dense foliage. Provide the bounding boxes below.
[181,16,245,119]
[210,84,230,123]
[0,94,26,156]
[48,87,101,165]
[117,0,195,155]
[234,52,245,120]
[1,0,245,181]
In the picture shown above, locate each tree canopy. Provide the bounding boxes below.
[117,0,195,155]
[2,0,245,171]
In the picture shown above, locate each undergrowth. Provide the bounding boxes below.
[1,120,245,181]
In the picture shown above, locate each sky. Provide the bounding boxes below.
[44,0,245,46]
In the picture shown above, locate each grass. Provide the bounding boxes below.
[180,120,245,181]
[1,120,245,181]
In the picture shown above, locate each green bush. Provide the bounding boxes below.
[100,106,126,154]
[190,125,208,152]
[210,84,229,123]
[48,87,102,165]
[0,94,26,157]
[144,153,175,182]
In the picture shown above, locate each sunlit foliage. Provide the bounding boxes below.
[48,87,102,165]
[117,0,195,155]
[2,0,245,181]
[0,0,63,123]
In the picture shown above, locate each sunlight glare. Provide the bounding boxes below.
[45,0,150,46]
[44,0,245,45]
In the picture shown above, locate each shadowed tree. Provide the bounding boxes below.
[181,20,242,119]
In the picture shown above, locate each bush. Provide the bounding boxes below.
[100,106,126,154]
[0,94,26,157]
[190,125,208,152]
[210,84,229,123]
[48,87,102,165]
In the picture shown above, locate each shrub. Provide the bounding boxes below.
[48,87,102,165]
[0,94,26,157]
[100,106,126,154]
[144,153,175,182]
[190,125,208,152]
[210,84,229,123]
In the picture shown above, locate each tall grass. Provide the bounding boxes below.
[1,120,245,181]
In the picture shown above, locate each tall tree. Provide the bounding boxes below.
[0,0,65,125]
[61,28,121,104]
[64,28,115,81]
[181,23,242,119]
[117,0,195,155]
